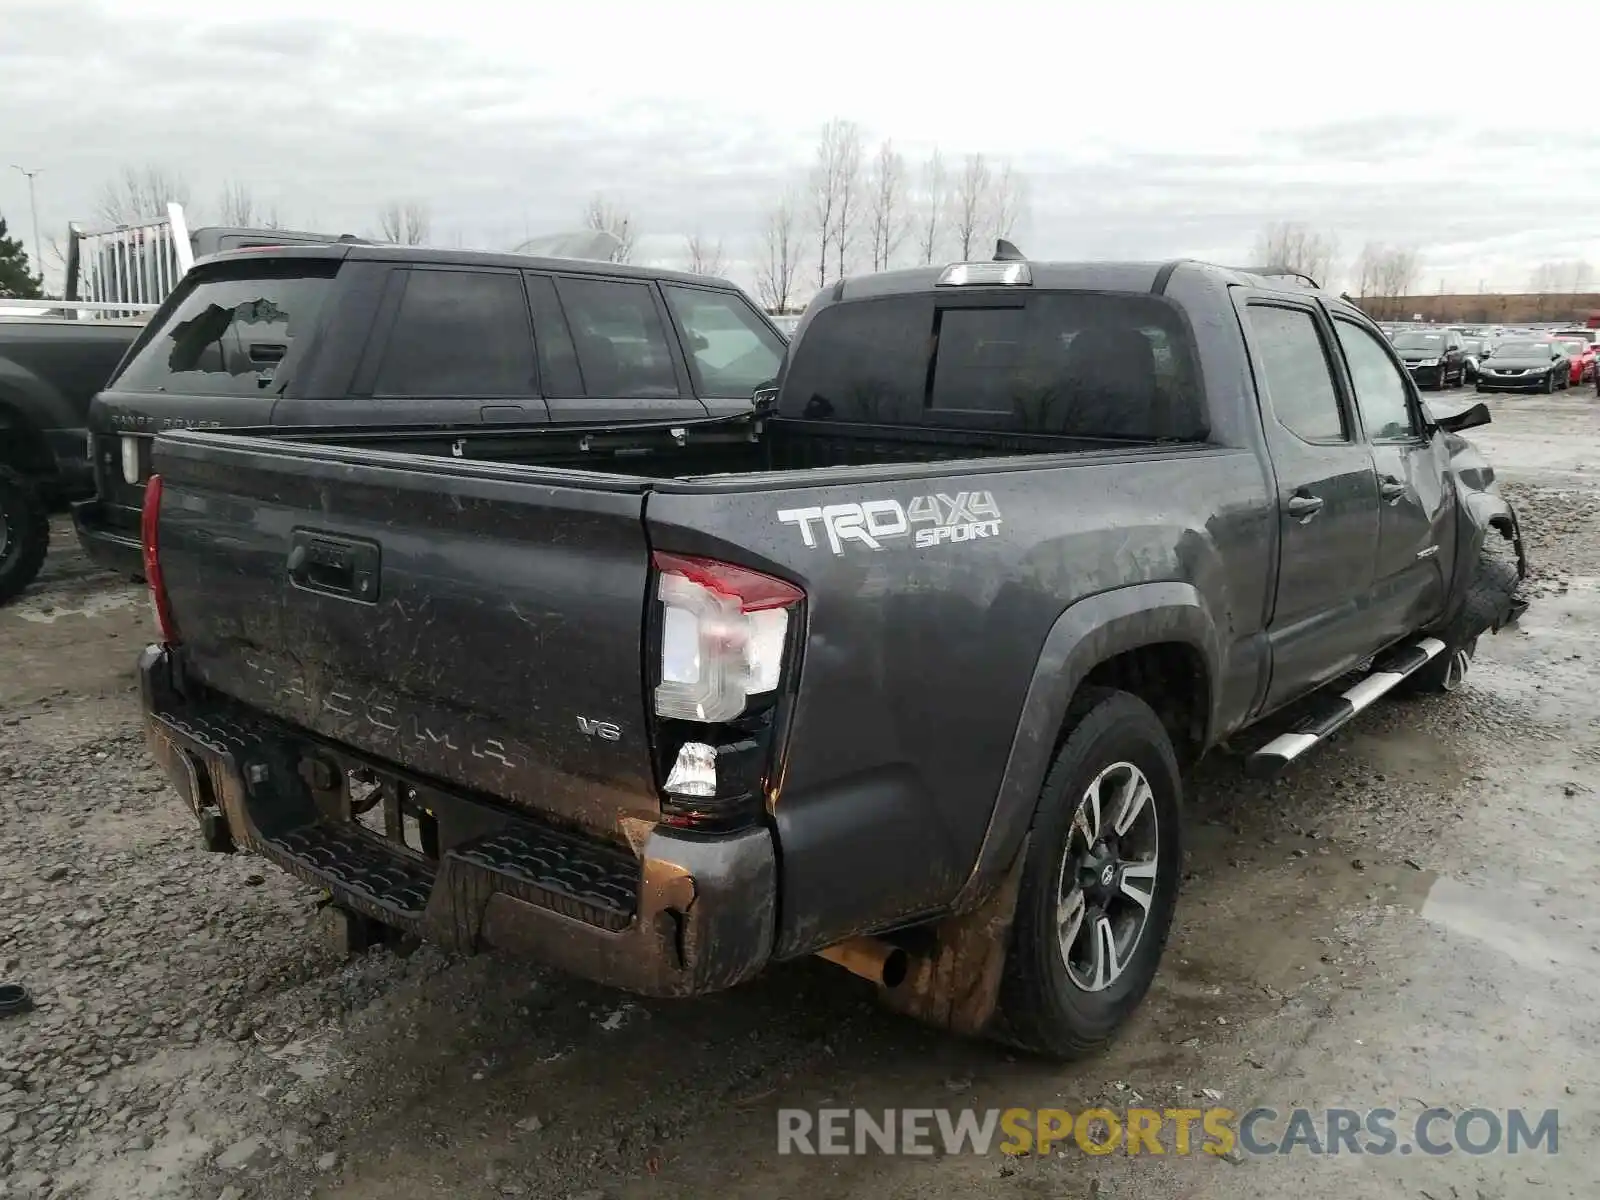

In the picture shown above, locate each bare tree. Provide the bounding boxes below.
[262,204,287,231]
[808,118,862,288]
[1252,221,1339,288]
[96,165,194,227]
[953,154,991,260]
[1570,260,1595,296]
[1528,262,1563,294]
[1528,262,1563,317]
[914,149,947,265]
[684,232,726,277]
[832,125,863,281]
[378,201,430,246]
[1374,247,1421,314]
[756,191,800,313]
[865,140,909,273]
[1352,242,1383,304]
[582,194,636,264]
[218,181,257,227]
[988,161,1028,246]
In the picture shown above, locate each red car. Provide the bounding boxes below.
[1557,338,1596,385]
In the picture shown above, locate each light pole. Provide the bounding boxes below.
[9,165,43,281]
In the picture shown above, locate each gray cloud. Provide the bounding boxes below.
[4,1,1595,295]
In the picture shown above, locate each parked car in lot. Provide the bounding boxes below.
[131,255,1527,1059]
[1556,338,1596,384]
[1462,337,1491,383]
[1390,328,1467,389]
[1476,339,1572,393]
[75,244,787,577]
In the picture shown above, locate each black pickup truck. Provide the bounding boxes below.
[0,315,144,601]
[133,254,1526,1059]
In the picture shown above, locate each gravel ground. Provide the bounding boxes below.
[1,391,1597,1200]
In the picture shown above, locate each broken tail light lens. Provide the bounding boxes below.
[141,474,180,645]
[652,552,803,723]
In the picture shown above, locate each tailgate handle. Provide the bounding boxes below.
[287,530,381,603]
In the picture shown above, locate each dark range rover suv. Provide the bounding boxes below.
[74,244,789,574]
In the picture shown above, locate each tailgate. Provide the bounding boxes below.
[151,431,659,838]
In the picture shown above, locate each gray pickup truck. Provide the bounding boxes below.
[133,252,1526,1059]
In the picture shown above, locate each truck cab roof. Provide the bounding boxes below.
[816,257,1364,315]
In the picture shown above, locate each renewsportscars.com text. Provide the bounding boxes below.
[777,1106,1559,1158]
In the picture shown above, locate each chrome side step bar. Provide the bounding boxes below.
[1248,638,1447,777]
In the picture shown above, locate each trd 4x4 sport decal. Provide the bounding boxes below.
[776,492,1002,555]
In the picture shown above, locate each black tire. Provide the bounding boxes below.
[0,466,49,606]
[1544,371,1556,394]
[995,689,1182,1060]
[1406,533,1523,695]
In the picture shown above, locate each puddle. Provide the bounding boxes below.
[1418,874,1600,983]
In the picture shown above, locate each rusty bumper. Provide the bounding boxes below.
[139,645,777,998]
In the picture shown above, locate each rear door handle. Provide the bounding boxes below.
[1379,475,1408,504]
[1287,491,1324,522]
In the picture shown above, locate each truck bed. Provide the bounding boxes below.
[222,412,1201,482]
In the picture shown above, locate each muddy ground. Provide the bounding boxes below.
[1,391,1597,1200]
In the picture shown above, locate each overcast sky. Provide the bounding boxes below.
[3,0,1595,296]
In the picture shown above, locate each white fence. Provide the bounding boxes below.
[63,202,194,316]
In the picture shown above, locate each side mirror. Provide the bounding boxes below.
[1435,401,1491,433]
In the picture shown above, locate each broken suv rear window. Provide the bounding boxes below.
[111,260,337,398]
[780,291,1207,441]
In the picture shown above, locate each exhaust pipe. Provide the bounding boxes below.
[816,937,909,988]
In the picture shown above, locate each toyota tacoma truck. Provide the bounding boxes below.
[132,251,1526,1059]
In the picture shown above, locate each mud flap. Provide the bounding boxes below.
[878,836,1028,1037]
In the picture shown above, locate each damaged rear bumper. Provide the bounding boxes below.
[138,645,777,997]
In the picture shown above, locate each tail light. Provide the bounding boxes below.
[141,474,180,645]
[652,552,802,723]
[650,552,803,831]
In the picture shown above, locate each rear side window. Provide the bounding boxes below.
[111,262,335,397]
[555,278,679,398]
[662,286,785,399]
[780,292,1206,440]
[1244,305,1346,443]
[373,269,534,397]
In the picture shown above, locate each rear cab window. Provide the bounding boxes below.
[779,291,1207,441]
[111,260,337,398]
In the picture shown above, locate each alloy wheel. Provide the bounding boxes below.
[1055,761,1161,992]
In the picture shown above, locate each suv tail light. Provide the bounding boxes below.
[141,474,180,644]
[652,552,802,723]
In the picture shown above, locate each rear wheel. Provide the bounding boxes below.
[0,466,49,606]
[996,689,1182,1059]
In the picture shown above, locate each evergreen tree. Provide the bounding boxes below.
[0,216,43,299]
